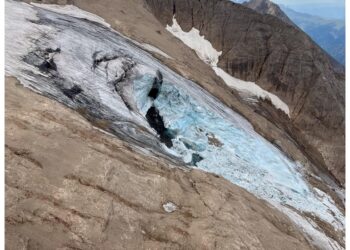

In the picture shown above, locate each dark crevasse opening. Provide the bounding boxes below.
[62,85,83,99]
[146,106,175,148]
[148,70,163,99]
[142,70,176,148]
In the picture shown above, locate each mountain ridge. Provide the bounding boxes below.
[242,0,345,65]
[242,0,296,27]
[281,4,345,65]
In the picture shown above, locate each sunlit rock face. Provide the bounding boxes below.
[5,1,344,249]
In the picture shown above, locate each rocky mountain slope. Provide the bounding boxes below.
[242,0,295,27]
[145,0,345,187]
[5,0,345,249]
[242,0,345,65]
[281,5,345,65]
[6,77,314,249]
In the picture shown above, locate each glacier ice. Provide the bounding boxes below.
[134,75,344,249]
[134,74,343,225]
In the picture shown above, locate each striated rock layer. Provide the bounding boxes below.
[5,77,313,250]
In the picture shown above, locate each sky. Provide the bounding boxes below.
[273,0,345,19]
[233,0,345,20]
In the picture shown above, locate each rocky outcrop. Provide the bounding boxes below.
[242,0,296,27]
[144,0,345,185]
[5,77,312,250]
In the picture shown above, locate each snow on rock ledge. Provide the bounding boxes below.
[166,17,222,66]
[166,16,290,117]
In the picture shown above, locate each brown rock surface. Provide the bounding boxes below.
[5,77,313,249]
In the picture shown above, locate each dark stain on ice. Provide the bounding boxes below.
[191,153,204,166]
[23,47,61,74]
[113,60,136,86]
[45,48,61,53]
[39,58,57,72]
[62,85,83,99]
[92,52,120,69]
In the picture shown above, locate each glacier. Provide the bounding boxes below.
[5,1,344,249]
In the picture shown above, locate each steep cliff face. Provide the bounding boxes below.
[242,0,295,27]
[144,0,345,185]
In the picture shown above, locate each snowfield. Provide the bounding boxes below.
[5,1,344,249]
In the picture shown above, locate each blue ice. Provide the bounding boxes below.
[133,73,343,229]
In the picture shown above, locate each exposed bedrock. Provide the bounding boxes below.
[144,0,345,186]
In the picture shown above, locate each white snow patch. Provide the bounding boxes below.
[166,17,221,66]
[166,16,290,116]
[213,67,290,115]
[139,43,173,59]
[31,3,111,27]
[163,202,177,213]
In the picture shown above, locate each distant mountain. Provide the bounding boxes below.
[281,5,345,65]
[242,0,295,27]
[242,0,345,65]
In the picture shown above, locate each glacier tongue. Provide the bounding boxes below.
[5,1,344,249]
